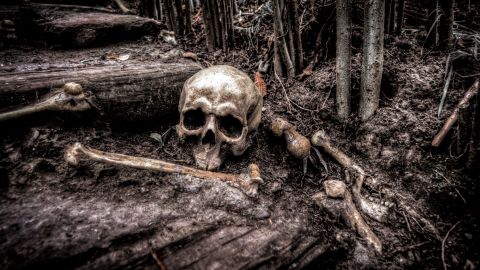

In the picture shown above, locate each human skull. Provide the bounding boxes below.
[177,65,263,170]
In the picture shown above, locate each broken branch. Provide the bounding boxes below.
[432,79,479,147]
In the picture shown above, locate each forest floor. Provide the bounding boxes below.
[1,13,480,270]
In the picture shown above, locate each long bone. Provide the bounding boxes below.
[313,180,382,253]
[270,117,313,175]
[311,130,389,222]
[312,130,440,238]
[65,142,264,196]
[0,82,92,123]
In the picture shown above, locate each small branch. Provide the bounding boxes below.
[432,79,479,147]
[442,221,460,270]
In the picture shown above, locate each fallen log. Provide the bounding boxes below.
[432,79,479,147]
[0,61,202,123]
[17,3,166,47]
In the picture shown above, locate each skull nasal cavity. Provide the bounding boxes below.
[202,130,216,145]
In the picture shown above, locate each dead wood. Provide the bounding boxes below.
[0,61,201,123]
[432,79,480,147]
[17,3,166,48]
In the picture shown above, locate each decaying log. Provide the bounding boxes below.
[17,3,166,47]
[432,79,480,147]
[0,61,202,123]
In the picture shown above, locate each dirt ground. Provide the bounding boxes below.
[1,9,480,270]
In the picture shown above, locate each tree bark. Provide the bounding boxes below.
[0,62,201,123]
[272,0,303,79]
[336,0,352,120]
[425,0,439,47]
[359,0,385,121]
[385,0,392,34]
[439,0,454,49]
[389,0,396,34]
[395,0,405,35]
[202,0,234,52]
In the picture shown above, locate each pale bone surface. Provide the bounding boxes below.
[177,65,263,171]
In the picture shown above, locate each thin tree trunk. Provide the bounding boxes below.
[202,0,234,51]
[336,0,352,120]
[288,0,303,72]
[272,0,295,78]
[385,0,392,34]
[359,0,385,121]
[395,0,405,35]
[425,0,439,47]
[439,0,454,49]
[389,0,396,34]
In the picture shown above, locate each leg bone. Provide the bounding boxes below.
[311,130,388,222]
[65,142,263,196]
[313,180,382,253]
[0,82,92,123]
[312,130,439,238]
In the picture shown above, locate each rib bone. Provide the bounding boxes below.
[65,142,264,196]
[313,180,382,253]
[0,82,92,123]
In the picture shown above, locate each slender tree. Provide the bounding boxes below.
[359,0,385,121]
[385,0,392,34]
[388,0,396,34]
[439,0,454,49]
[395,0,405,35]
[202,0,235,52]
[272,0,303,79]
[425,0,440,47]
[336,0,352,120]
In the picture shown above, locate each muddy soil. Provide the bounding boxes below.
[1,18,480,270]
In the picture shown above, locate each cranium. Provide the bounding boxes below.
[177,65,263,170]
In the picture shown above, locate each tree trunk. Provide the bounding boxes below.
[439,0,454,49]
[336,0,352,120]
[389,0,396,34]
[202,0,234,52]
[425,0,439,47]
[395,0,405,35]
[272,0,303,79]
[0,62,201,123]
[359,0,385,121]
[385,0,392,34]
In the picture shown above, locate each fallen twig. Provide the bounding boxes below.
[442,221,461,270]
[432,79,479,147]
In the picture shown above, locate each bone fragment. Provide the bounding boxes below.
[312,130,440,238]
[113,0,131,13]
[271,117,311,160]
[0,82,92,123]
[65,143,263,196]
[311,130,385,221]
[313,180,382,253]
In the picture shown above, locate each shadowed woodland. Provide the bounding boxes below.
[0,0,479,269]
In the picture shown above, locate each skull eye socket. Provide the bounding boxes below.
[183,109,206,130]
[219,115,243,139]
